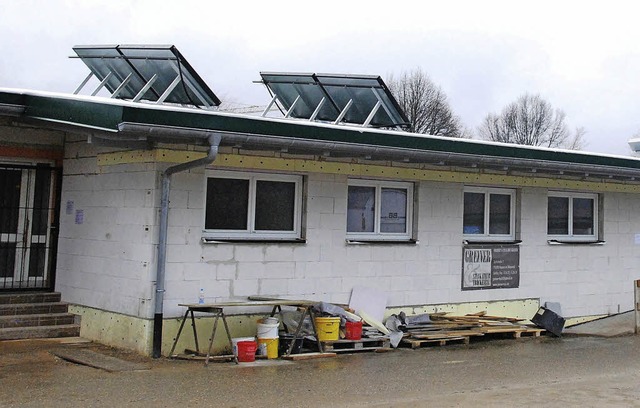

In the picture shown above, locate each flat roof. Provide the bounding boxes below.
[1,87,640,181]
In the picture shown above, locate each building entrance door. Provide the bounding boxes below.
[0,164,60,290]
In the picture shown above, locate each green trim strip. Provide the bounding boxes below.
[3,89,640,171]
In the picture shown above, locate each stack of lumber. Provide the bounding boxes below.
[400,311,544,348]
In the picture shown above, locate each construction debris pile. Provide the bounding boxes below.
[385,311,545,349]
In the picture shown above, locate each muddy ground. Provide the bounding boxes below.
[1,334,640,407]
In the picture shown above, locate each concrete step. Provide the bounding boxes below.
[0,292,62,305]
[0,302,70,316]
[0,324,81,341]
[0,313,76,329]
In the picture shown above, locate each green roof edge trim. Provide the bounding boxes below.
[2,89,640,171]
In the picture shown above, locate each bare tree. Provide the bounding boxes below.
[565,127,587,150]
[388,68,466,137]
[478,93,584,149]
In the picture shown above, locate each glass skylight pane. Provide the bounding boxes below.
[260,72,408,127]
[73,45,220,107]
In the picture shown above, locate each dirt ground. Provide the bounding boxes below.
[2,334,640,407]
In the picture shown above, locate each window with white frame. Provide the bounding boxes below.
[346,180,413,241]
[203,171,303,240]
[547,192,598,241]
[463,187,516,241]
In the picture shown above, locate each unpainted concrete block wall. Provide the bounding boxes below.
[163,167,640,319]
[56,137,158,318]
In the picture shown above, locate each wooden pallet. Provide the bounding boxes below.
[321,337,390,353]
[401,336,470,349]
[478,326,546,338]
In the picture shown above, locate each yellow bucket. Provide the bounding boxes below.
[314,317,340,341]
[257,337,279,359]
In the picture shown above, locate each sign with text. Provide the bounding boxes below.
[462,245,519,290]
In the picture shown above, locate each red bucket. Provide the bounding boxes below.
[236,341,257,362]
[345,321,363,340]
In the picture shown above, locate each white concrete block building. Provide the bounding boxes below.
[1,46,640,356]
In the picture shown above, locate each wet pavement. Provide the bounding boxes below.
[564,311,636,337]
[2,330,640,407]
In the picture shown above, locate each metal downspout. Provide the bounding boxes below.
[152,133,221,358]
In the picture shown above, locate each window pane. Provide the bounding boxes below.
[463,192,484,234]
[0,243,16,278]
[32,168,51,235]
[205,178,249,230]
[0,169,21,234]
[489,194,511,235]
[347,186,375,233]
[548,196,569,235]
[573,198,594,235]
[28,243,46,277]
[380,188,407,233]
[255,180,295,231]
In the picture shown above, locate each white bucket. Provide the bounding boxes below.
[261,316,279,325]
[232,337,256,356]
[257,318,279,339]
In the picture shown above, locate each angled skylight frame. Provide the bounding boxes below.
[72,44,221,108]
[259,72,409,129]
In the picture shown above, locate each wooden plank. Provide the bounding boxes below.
[52,348,150,372]
[281,352,337,361]
[171,353,236,362]
[179,299,317,308]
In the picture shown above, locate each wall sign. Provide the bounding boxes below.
[462,244,519,290]
[75,209,84,225]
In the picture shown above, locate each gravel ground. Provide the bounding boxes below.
[2,334,640,407]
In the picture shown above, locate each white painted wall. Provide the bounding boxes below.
[162,167,640,319]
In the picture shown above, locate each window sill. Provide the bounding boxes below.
[547,239,605,246]
[463,240,522,245]
[346,239,418,245]
[201,238,306,244]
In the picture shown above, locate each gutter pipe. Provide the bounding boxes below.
[152,133,221,358]
[117,123,640,180]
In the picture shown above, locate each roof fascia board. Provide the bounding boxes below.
[3,89,640,173]
[122,106,640,171]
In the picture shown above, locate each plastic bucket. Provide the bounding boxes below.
[261,316,279,325]
[314,317,340,341]
[279,334,303,355]
[257,337,279,359]
[236,341,257,363]
[232,337,256,356]
[257,318,279,339]
[345,321,363,340]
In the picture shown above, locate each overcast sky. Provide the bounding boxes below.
[1,0,638,156]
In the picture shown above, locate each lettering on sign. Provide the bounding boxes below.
[461,245,519,290]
